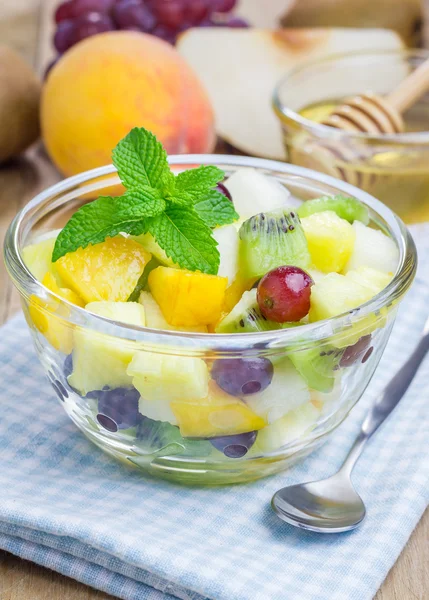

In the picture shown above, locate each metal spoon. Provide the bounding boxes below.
[272,317,429,533]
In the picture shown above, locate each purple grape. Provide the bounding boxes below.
[212,358,273,396]
[153,0,185,29]
[213,0,237,12]
[55,0,115,23]
[64,354,73,378]
[96,387,142,431]
[216,181,232,202]
[225,16,249,28]
[210,431,257,458]
[73,12,116,44]
[112,0,156,31]
[340,335,372,368]
[185,0,209,24]
[54,20,77,53]
[151,23,177,44]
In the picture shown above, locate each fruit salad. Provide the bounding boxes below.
[22,128,399,465]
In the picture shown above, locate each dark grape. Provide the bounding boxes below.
[212,358,273,396]
[213,0,237,13]
[362,347,374,364]
[44,58,60,80]
[112,0,156,31]
[96,387,142,431]
[151,23,177,44]
[216,181,232,202]
[55,0,115,23]
[257,266,313,323]
[225,16,250,28]
[185,0,209,24]
[73,12,116,44]
[340,335,372,368]
[54,20,77,53]
[64,354,73,378]
[210,430,257,458]
[153,0,185,29]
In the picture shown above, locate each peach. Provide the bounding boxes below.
[41,32,216,177]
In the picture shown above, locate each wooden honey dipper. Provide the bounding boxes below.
[306,56,429,189]
[323,56,429,134]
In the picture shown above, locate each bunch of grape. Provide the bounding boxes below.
[54,0,249,54]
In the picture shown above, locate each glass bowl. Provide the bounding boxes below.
[4,156,416,485]
[273,49,429,224]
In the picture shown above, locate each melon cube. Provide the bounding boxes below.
[343,221,399,275]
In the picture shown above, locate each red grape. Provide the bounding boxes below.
[113,0,156,31]
[185,0,209,24]
[73,12,116,43]
[55,0,115,23]
[225,16,250,28]
[153,0,185,29]
[257,266,313,323]
[54,20,77,53]
[213,0,237,13]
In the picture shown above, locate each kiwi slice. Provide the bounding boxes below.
[239,208,311,279]
[216,290,278,333]
[297,195,369,225]
[289,346,343,393]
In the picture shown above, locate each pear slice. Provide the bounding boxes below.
[177,28,404,159]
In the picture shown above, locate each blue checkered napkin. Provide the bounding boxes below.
[0,228,428,600]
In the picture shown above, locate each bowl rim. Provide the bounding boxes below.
[272,48,429,145]
[4,155,417,354]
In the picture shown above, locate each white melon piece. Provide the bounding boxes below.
[246,358,310,424]
[69,302,145,395]
[343,221,399,275]
[138,397,178,426]
[133,232,177,268]
[346,267,392,296]
[256,402,321,452]
[177,28,404,159]
[139,292,207,333]
[128,352,209,403]
[212,224,240,284]
[223,168,290,221]
[306,268,325,284]
[310,376,342,418]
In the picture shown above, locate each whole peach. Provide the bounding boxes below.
[41,32,216,176]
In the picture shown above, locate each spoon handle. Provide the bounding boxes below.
[340,323,429,476]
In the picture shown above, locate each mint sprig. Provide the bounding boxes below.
[52,128,238,274]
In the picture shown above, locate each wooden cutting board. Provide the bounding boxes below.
[0,1,428,599]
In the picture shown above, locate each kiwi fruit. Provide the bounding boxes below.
[238,208,311,279]
[289,346,343,393]
[0,46,41,164]
[216,289,279,333]
[297,195,369,225]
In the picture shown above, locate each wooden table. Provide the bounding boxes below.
[1,1,429,598]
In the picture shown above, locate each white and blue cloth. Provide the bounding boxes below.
[0,226,428,600]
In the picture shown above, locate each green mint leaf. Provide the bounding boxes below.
[168,165,224,205]
[52,191,162,262]
[112,127,171,191]
[146,205,220,275]
[127,256,160,302]
[193,189,239,228]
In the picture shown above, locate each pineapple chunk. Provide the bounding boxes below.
[69,301,145,395]
[127,352,209,402]
[346,267,392,296]
[171,381,267,438]
[301,210,355,273]
[309,272,375,322]
[139,292,207,333]
[56,236,151,303]
[255,403,320,452]
[148,266,227,327]
[343,221,399,275]
[29,272,84,354]
[22,235,64,285]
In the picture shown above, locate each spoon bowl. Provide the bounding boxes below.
[272,473,366,533]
